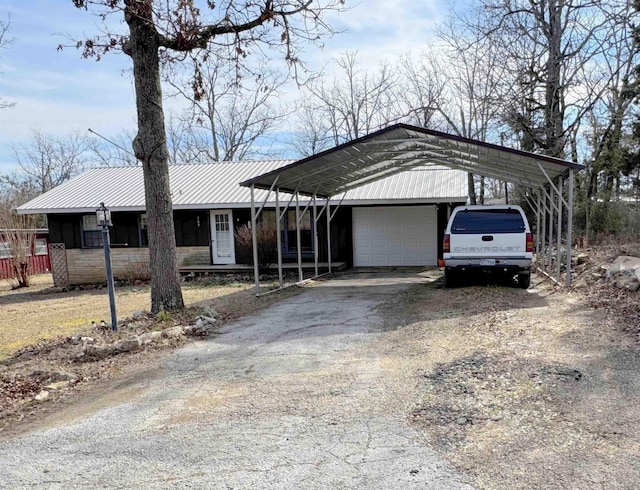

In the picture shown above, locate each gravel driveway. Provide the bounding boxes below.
[0,270,473,489]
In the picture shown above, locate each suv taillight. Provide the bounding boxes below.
[443,233,450,253]
[526,232,534,253]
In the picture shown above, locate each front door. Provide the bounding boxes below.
[210,210,236,265]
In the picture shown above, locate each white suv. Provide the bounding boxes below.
[442,205,533,288]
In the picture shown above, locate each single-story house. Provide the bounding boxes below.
[0,229,50,280]
[16,159,467,285]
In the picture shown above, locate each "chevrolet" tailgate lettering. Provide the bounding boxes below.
[453,246,523,252]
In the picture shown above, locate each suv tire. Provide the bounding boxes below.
[445,269,459,288]
[517,272,531,289]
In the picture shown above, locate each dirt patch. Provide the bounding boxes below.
[0,273,288,359]
[0,275,302,436]
[379,274,640,489]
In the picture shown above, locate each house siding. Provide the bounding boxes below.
[232,209,252,265]
[48,214,83,249]
[66,246,210,284]
[174,210,209,247]
[0,232,51,280]
[48,204,385,283]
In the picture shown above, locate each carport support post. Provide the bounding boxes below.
[547,185,554,273]
[250,185,260,294]
[275,188,283,288]
[326,198,332,273]
[313,195,319,277]
[541,191,547,272]
[295,192,303,282]
[556,176,563,281]
[536,192,541,258]
[566,169,574,286]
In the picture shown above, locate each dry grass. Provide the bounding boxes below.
[0,274,260,360]
[378,276,640,489]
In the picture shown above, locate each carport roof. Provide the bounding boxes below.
[240,123,584,198]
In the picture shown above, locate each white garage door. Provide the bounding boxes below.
[352,206,438,267]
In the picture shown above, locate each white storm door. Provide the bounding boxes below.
[210,210,236,265]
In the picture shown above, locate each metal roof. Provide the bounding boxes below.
[17,161,289,214]
[17,160,467,214]
[342,166,466,204]
[240,123,584,198]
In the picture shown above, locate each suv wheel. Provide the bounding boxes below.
[517,272,531,289]
[445,269,459,288]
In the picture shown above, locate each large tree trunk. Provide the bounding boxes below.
[467,173,477,204]
[125,0,184,312]
[544,0,566,158]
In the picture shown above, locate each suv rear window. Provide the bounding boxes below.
[450,209,525,234]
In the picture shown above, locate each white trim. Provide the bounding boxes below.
[17,197,468,215]
[209,210,236,265]
[34,238,48,256]
[0,242,12,259]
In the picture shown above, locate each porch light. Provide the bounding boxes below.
[96,204,112,227]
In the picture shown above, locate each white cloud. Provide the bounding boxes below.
[318,0,442,66]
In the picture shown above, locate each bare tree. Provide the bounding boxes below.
[0,183,41,288]
[410,17,511,203]
[88,129,139,167]
[69,0,345,313]
[0,15,15,109]
[164,113,210,164]
[10,129,91,193]
[298,51,399,152]
[396,52,447,130]
[165,53,290,161]
[465,0,618,159]
[583,1,639,198]
[576,1,640,240]
[289,102,333,157]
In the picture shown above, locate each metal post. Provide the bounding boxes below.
[313,195,319,277]
[541,191,547,272]
[556,176,563,281]
[98,203,117,331]
[566,169,574,287]
[250,185,260,294]
[295,192,303,282]
[275,188,283,288]
[548,185,555,272]
[326,198,332,273]
[536,192,541,255]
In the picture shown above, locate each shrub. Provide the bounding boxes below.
[234,221,278,273]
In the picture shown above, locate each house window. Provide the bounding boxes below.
[34,238,48,256]
[82,215,103,248]
[0,242,12,259]
[259,209,314,253]
[286,209,313,252]
[140,213,148,247]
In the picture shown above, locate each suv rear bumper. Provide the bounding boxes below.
[444,258,531,270]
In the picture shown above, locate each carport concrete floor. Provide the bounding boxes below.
[0,270,473,489]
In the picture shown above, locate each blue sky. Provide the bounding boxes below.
[0,1,442,175]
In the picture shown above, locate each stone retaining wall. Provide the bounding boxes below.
[66,247,210,284]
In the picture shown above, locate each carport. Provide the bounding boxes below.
[240,123,584,293]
